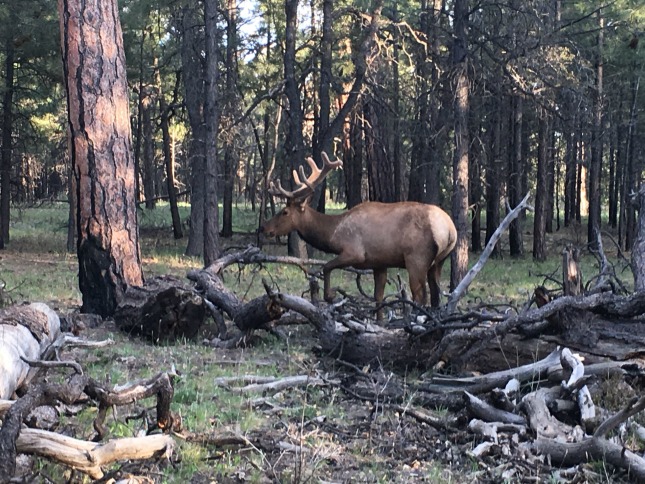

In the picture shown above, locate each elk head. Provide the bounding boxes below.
[261,152,343,238]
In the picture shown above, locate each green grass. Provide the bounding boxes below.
[0,202,635,482]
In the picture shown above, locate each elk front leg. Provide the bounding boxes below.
[322,252,363,303]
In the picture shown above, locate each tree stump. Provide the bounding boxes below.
[114,276,207,342]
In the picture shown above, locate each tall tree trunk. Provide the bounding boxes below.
[181,5,206,257]
[344,108,363,208]
[508,95,524,256]
[470,96,482,252]
[0,22,15,247]
[141,89,156,209]
[203,0,221,265]
[563,112,576,227]
[391,3,402,202]
[59,0,144,317]
[587,9,604,248]
[624,71,639,250]
[155,66,183,239]
[364,98,396,203]
[283,0,308,257]
[133,29,147,205]
[221,0,238,238]
[533,109,548,261]
[311,0,333,215]
[450,0,469,290]
[485,94,502,257]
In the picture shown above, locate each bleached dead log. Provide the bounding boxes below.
[465,391,527,426]
[423,349,561,394]
[559,348,596,427]
[534,436,645,480]
[534,395,645,479]
[213,375,279,387]
[0,370,176,478]
[228,375,326,394]
[521,387,580,441]
[0,303,61,399]
[15,428,175,480]
[468,441,496,458]
[447,192,532,312]
[468,419,500,443]
[388,404,460,431]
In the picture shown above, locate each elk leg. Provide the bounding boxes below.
[428,258,446,307]
[322,253,362,303]
[408,268,428,306]
[373,268,387,321]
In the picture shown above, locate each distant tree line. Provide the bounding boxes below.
[0,0,642,266]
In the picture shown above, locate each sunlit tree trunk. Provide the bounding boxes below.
[59,0,144,317]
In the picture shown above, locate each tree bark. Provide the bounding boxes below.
[450,0,470,290]
[203,0,222,265]
[587,9,604,249]
[181,4,206,257]
[508,95,524,256]
[533,109,548,261]
[221,0,239,238]
[485,94,502,257]
[0,18,15,247]
[59,0,144,317]
[155,65,183,239]
[283,0,308,258]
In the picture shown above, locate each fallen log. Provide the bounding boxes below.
[0,370,176,479]
[114,275,207,342]
[15,429,175,480]
[0,303,61,399]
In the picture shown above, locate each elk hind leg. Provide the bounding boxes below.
[373,268,387,321]
[428,258,447,307]
[406,263,429,306]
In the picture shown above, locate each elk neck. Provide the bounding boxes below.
[296,205,345,254]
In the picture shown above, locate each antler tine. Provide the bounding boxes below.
[321,151,344,170]
[268,179,295,198]
[268,153,343,200]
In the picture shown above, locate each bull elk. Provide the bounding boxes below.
[261,152,457,313]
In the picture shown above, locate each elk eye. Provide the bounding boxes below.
[282,209,289,216]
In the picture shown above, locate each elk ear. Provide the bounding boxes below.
[296,196,311,212]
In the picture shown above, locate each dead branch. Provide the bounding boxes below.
[464,391,527,426]
[533,436,645,481]
[15,429,175,480]
[387,403,460,431]
[226,375,327,394]
[447,192,532,311]
[422,348,562,394]
[0,370,176,479]
[205,245,326,276]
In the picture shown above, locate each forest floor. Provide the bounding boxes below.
[2,204,641,483]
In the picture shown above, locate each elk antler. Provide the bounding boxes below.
[269,152,343,200]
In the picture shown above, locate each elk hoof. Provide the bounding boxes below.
[324,289,336,303]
